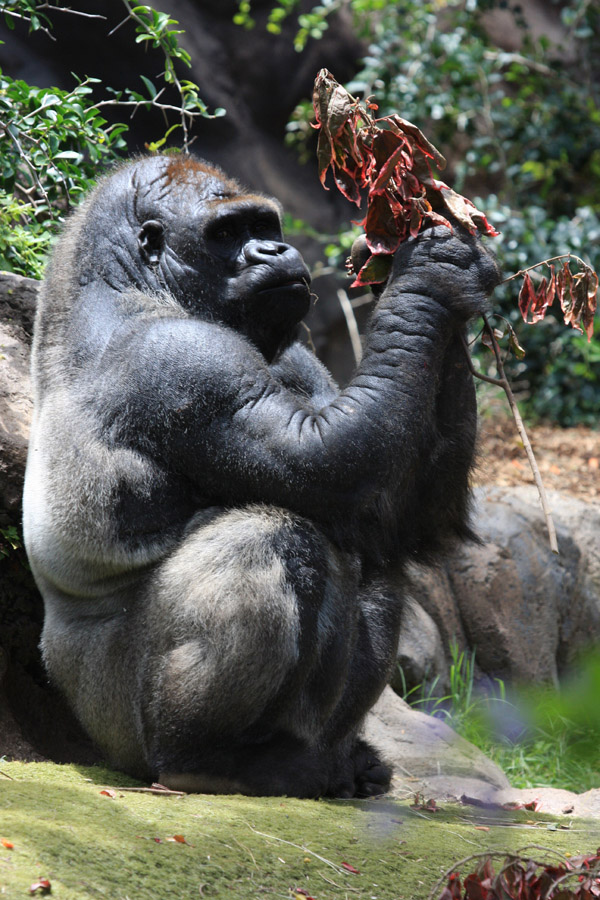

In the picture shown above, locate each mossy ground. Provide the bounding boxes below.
[1,761,599,900]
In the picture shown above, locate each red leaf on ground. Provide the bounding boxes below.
[341,861,361,874]
[1,839,13,849]
[99,789,117,799]
[439,873,463,900]
[29,879,51,895]
[463,873,489,900]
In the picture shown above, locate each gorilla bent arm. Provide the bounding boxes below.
[23,155,498,797]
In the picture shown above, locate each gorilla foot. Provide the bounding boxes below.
[329,739,392,799]
[154,732,331,798]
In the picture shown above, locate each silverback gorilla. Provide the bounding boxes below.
[23,155,498,797]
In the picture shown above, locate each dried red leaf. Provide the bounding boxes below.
[351,253,393,288]
[1,839,13,849]
[557,261,573,320]
[463,873,489,900]
[364,191,402,255]
[165,834,194,847]
[312,69,498,285]
[518,272,537,323]
[431,183,499,238]
[29,879,51,895]
[341,861,361,874]
[99,789,117,799]
[554,260,598,340]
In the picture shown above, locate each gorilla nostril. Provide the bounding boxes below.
[244,240,288,263]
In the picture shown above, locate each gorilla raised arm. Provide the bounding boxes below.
[23,155,498,797]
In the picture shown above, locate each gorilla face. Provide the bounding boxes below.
[135,159,312,359]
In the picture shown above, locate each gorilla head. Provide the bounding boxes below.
[85,156,312,360]
[24,154,499,798]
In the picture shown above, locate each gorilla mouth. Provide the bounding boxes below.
[255,277,310,296]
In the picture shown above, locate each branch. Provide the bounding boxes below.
[337,288,362,366]
[500,252,589,284]
[117,0,192,150]
[461,319,559,555]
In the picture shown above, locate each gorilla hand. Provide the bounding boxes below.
[388,225,501,321]
[350,226,501,317]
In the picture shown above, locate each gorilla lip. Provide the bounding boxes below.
[255,278,309,295]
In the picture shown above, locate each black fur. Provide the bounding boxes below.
[23,155,499,797]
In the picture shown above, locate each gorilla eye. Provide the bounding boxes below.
[214,227,233,241]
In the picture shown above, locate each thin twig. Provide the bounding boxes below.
[461,321,559,554]
[110,785,185,795]
[500,252,589,284]
[337,288,363,365]
[243,822,348,876]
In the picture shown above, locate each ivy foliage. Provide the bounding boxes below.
[0,1,223,278]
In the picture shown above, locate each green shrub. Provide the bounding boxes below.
[0,1,223,278]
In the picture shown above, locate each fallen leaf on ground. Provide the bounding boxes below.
[341,861,361,874]
[28,878,51,895]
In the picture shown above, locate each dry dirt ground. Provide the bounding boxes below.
[476,415,600,502]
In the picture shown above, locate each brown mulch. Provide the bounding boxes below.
[475,416,600,502]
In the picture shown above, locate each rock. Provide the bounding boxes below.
[0,273,37,518]
[365,690,600,819]
[363,687,510,791]
[405,485,600,688]
[392,597,446,695]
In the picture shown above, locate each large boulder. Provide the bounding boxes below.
[401,486,600,689]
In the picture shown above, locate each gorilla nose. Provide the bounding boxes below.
[244,240,294,264]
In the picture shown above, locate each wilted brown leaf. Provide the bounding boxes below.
[312,69,498,285]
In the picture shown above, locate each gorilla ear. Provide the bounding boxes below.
[138,220,165,267]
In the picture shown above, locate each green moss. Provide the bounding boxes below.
[0,761,599,899]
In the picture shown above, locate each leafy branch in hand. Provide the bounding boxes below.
[313,70,599,552]
[313,69,498,286]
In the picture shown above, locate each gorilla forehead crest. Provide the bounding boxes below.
[128,155,279,221]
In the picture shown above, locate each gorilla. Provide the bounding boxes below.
[23,154,498,797]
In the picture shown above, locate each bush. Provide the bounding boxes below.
[0,1,223,278]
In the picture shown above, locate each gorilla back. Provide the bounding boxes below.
[23,155,498,797]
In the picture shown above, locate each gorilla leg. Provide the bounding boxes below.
[138,505,362,796]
